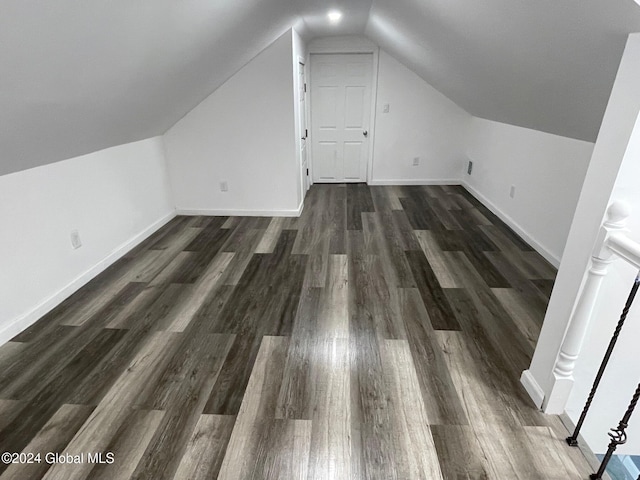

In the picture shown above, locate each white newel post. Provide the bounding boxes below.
[543,202,630,414]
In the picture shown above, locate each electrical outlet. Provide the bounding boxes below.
[510,185,516,198]
[220,181,228,192]
[70,230,82,249]
[467,161,473,175]
[383,103,390,113]
[412,157,420,166]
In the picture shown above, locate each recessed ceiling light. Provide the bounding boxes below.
[328,10,342,24]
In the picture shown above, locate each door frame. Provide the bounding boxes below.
[297,56,310,196]
[307,43,379,185]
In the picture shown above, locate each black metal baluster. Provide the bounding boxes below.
[567,273,640,447]
[590,383,640,479]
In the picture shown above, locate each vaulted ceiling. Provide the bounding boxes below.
[3,0,640,176]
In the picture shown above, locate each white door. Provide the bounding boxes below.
[299,62,310,192]
[310,53,373,183]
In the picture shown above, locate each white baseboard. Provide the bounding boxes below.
[368,179,461,186]
[461,182,560,268]
[520,369,545,408]
[0,211,177,345]
[177,202,304,218]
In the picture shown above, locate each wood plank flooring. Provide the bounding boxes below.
[0,184,595,479]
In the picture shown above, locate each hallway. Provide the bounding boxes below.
[0,184,594,479]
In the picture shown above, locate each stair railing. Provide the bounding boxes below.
[549,201,640,479]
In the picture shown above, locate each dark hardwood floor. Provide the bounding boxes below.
[0,184,594,479]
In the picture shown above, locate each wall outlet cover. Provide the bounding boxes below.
[220,181,229,192]
[510,185,516,198]
[413,157,420,166]
[70,230,82,249]
[467,161,473,175]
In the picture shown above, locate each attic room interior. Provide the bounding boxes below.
[3,0,640,479]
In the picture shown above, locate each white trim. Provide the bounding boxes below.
[368,179,461,186]
[0,211,176,345]
[297,55,310,197]
[177,201,304,218]
[367,49,380,184]
[304,59,313,189]
[520,369,545,408]
[461,182,560,267]
[307,37,377,54]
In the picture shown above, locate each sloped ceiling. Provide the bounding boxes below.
[367,0,640,143]
[2,0,640,176]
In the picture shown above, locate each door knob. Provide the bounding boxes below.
[363,130,368,137]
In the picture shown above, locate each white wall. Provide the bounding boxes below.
[307,35,377,53]
[371,50,472,184]
[164,30,301,216]
[566,111,640,455]
[0,136,174,343]
[523,35,640,454]
[464,117,594,266]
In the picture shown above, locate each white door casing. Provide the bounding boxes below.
[298,61,310,193]
[310,53,373,183]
